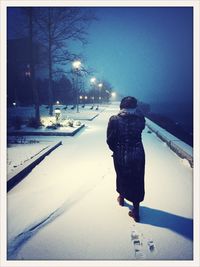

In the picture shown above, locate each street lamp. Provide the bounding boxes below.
[90,77,96,107]
[72,60,81,71]
[55,107,61,123]
[111,92,116,98]
[72,60,82,113]
[98,83,103,88]
[13,102,16,107]
[56,100,60,105]
[90,77,96,84]
[98,82,103,106]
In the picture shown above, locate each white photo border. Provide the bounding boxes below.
[1,0,199,267]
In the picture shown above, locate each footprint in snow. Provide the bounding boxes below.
[131,230,146,259]
[147,239,157,254]
[131,228,157,259]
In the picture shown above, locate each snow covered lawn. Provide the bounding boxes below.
[7,123,85,136]
[8,143,48,177]
[8,104,104,122]
[7,138,61,180]
[7,105,105,136]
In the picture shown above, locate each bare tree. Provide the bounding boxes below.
[27,8,40,125]
[34,7,96,115]
[8,7,41,125]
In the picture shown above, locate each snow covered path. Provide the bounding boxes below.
[7,104,193,261]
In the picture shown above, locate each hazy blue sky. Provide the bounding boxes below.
[7,6,193,105]
[83,7,193,104]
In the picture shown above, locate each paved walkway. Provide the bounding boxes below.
[7,104,193,261]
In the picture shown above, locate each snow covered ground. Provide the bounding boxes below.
[7,141,52,177]
[6,103,195,265]
[8,104,103,122]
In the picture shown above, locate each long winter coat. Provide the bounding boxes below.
[106,108,146,203]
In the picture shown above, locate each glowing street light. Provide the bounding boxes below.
[79,95,83,100]
[90,77,97,107]
[98,83,103,105]
[72,60,82,113]
[90,77,96,84]
[98,83,103,89]
[13,102,16,106]
[111,92,116,98]
[56,100,60,105]
[72,60,82,71]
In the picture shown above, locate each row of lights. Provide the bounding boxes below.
[55,95,102,105]
[72,60,116,96]
[13,60,116,107]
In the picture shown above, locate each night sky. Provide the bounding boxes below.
[83,7,193,104]
[7,6,193,106]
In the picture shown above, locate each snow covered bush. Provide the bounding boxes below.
[41,117,56,127]
[67,119,74,127]
[74,120,81,126]
[60,118,74,127]
[41,116,81,129]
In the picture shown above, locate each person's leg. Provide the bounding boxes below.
[113,158,125,207]
[129,202,140,222]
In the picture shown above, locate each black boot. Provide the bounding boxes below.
[128,203,140,222]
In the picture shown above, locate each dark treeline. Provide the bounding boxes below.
[7,7,101,125]
[7,71,111,107]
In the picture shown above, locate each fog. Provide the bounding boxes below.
[7,6,193,132]
[84,7,193,103]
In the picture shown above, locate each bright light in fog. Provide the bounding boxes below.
[111,92,116,97]
[98,83,103,88]
[90,77,96,84]
[72,60,81,70]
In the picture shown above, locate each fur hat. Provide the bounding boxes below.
[120,96,138,109]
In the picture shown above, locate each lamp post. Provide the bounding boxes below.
[90,77,96,107]
[98,82,103,106]
[79,95,83,107]
[72,60,82,113]
[55,107,61,123]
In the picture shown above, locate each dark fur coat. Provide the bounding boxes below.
[107,108,145,203]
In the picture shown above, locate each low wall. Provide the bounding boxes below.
[7,141,62,192]
[145,118,193,168]
[7,124,85,136]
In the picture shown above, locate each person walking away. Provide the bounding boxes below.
[106,96,145,222]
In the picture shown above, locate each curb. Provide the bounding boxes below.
[146,118,193,167]
[7,141,62,192]
[7,124,85,137]
[78,114,99,121]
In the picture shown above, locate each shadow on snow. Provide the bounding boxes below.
[125,202,193,241]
